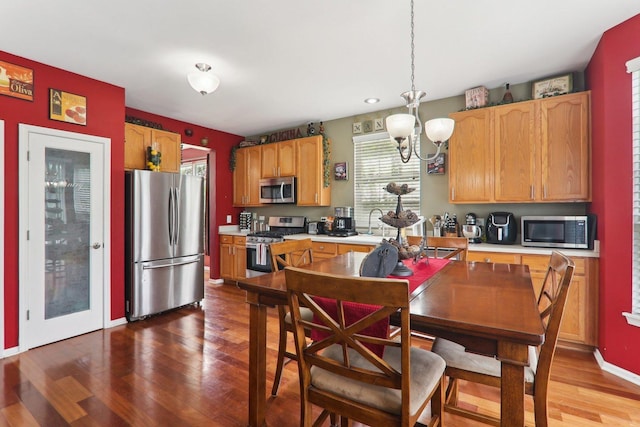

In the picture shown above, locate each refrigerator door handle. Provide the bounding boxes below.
[174,187,180,246]
[168,188,174,245]
[142,258,201,270]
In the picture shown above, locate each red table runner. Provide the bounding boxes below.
[388,257,451,293]
[310,258,451,356]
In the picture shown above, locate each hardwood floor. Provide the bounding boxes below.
[1,282,639,426]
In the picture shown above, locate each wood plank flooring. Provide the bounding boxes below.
[1,282,639,426]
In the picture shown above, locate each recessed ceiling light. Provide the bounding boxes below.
[364,98,380,104]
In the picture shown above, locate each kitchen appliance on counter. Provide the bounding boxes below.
[307,221,320,235]
[334,206,353,217]
[240,211,252,233]
[258,176,296,204]
[125,170,205,321]
[245,216,307,277]
[486,212,517,244]
[521,215,596,249]
[462,212,482,244]
[328,217,358,237]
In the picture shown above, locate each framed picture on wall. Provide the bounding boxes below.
[334,161,348,180]
[49,88,87,125]
[0,60,34,101]
[426,153,445,175]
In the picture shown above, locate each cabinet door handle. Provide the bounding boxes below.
[315,193,318,203]
[530,185,534,199]
[277,166,281,176]
[451,187,455,200]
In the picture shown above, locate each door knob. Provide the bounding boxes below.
[92,242,102,249]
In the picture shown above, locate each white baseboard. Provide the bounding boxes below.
[209,278,224,284]
[594,349,640,386]
[1,346,21,358]
[105,317,128,328]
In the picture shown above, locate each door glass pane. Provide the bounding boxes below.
[45,148,91,319]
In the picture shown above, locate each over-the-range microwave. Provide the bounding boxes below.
[259,176,296,204]
[521,215,597,249]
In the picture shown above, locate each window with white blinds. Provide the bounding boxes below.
[625,56,640,327]
[353,132,421,233]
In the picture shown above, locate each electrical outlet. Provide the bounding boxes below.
[226,215,232,223]
[321,216,328,222]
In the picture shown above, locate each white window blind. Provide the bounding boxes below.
[625,56,640,327]
[353,132,421,233]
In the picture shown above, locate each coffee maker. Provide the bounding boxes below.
[462,213,482,244]
[330,217,357,237]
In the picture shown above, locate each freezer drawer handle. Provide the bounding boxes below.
[142,259,200,270]
[92,242,102,249]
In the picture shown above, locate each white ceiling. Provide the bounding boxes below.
[3,1,639,137]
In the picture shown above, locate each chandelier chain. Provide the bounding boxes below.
[410,0,415,92]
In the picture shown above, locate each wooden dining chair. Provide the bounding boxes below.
[406,235,469,261]
[268,238,315,396]
[284,266,446,427]
[431,250,575,427]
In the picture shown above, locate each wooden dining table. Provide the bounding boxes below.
[236,252,544,427]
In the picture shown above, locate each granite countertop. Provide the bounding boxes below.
[219,227,599,258]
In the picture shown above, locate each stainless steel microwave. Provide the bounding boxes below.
[259,176,296,204]
[521,215,596,249]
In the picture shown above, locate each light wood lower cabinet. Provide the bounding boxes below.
[312,242,375,259]
[466,251,521,265]
[468,250,598,348]
[312,242,338,259]
[521,254,597,347]
[219,235,246,282]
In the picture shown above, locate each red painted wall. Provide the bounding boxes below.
[1,50,243,350]
[585,14,640,375]
[125,108,244,280]
[1,50,126,349]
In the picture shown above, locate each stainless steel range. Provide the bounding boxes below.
[245,216,306,277]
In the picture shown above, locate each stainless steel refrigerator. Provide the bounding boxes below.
[125,170,205,321]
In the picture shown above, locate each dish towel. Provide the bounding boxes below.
[256,243,267,265]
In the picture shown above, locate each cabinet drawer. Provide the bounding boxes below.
[467,251,521,264]
[521,254,585,275]
[312,242,337,256]
[337,244,374,254]
[220,235,234,244]
[233,236,246,245]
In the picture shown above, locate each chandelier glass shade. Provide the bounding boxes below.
[385,0,454,163]
[187,63,220,95]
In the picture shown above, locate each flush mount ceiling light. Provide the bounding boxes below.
[187,63,220,95]
[385,0,454,163]
[364,97,380,104]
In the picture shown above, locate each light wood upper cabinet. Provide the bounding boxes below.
[448,108,493,203]
[124,123,181,172]
[261,139,296,178]
[448,91,591,203]
[494,101,537,202]
[233,146,262,207]
[296,136,331,206]
[540,92,591,201]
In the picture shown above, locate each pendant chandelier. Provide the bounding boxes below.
[385,0,455,163]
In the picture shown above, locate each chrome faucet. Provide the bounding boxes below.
[368,208,384,235]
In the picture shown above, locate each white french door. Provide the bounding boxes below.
[19,125,110,350]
